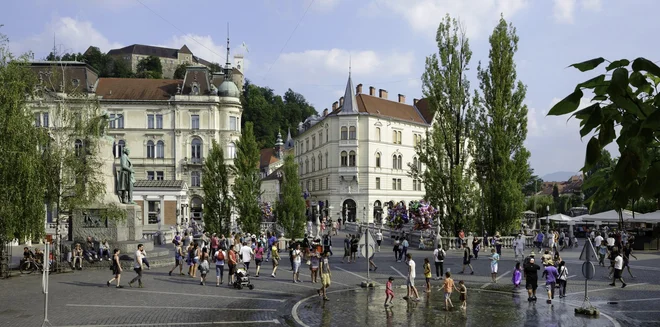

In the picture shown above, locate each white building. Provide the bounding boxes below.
[294,74,433,224]
[29,57,243,232]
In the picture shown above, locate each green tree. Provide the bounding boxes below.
[473,16,531,233]
[136,55,163,79]
[232,122,262,234]
[208,62,223,73]
[522,168,543,196]
[0,31,46,248]
[552,184,560,202]
[276,154,306,239]
[413,15,478,234]
[547,56,660,227]
[202,140,232,236]
[173,63,188,79]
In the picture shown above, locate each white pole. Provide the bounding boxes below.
[42,242,51,327]
[365,227,370,282]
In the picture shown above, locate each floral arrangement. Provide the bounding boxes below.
[261,202,274,221]
[387,201,409,229]
[408,200,437,230]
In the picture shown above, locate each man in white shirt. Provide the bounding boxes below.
[405,253,420,301]
[547,231,555,251]
[514,234,525,262]
[433,244,446,280]
[594,233,604,248]
[375,230,383,252]
[606,234,616,249]
[129,244,145,288]
[292,243,302,283]
[240,242,254,272]
[609,251,627,288]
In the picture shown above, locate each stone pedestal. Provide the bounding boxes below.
[72,204,152,253]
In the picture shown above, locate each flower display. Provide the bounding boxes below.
[408,200,437,230]
[261,202,274,221]
[387,201,409,229]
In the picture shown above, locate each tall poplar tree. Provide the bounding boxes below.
[202,140,232,235]
[474,16,531,233]
[232,122,262,234]
[275,154,306,239]
[413,15,478,234]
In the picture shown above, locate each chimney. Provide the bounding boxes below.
[356,83,363,94]
[379,89,388,99]
[369,86,375,96]
[413,98,419,105]
[339,97,344,107]
[332,101,338,111]
[323,108,328,116]
[398,94,405,103]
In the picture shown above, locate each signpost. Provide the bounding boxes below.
[359,228,376,285]
[42,242,52,327]
[576,239,599,316]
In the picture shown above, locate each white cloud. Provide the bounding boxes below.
[312,0,341,11]
[9,17,121,57]
[163,34,226,64]
[553,0,602,24]
[525,97,618,176]
[373,0,528,38]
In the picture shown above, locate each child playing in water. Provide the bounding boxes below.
[442,271,455,310]
[512,261,522,289]
[385,276,395,306]
[456,280,467,310]
[423,258,432,293]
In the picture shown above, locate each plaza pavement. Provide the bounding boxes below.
[1,229,659,326]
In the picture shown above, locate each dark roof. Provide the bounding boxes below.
[134,180,186,189]
[413,98,434,125]
[108,44,179,59]
[179,45,193,54]
[96,78,181,100]
[325,94,432,125]
[262,167,284,181]
[28,61,98,93]
[260,148,279,168]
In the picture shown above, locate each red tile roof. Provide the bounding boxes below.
[96,78,181,100]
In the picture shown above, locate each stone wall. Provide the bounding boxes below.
[72,204,142,244]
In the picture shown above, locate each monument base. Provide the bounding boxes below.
[72,203,151,252]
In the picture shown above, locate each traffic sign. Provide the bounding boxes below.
[579,239,598,262]
[582,261,595,280]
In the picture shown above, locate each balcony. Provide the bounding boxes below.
[339,139,358,147]
[183,157,204,165]
[338,166,358,180]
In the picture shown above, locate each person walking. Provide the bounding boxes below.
[490,248,500,283]
[494,232,502,256]
[376,230,383,252]
[254,242,264,277]
[404,253,420,302]
[542,261,558,304]
[399,238,409,262]
[460,243,474,275]
[557,260,568,298]
[169,241,185,276]
[514,234,525,262]
[271,242,280,277]
[393,237,401,262]
[523,258,541,302]
[310,248,320,283]
[215,246,226,286]
[198,248,210,286]
[190,242,201,278]
[210,233,219,258]
[598,240,608,267]
[227,247,238,286]
[433,244,446,280]
[442,271,454,310]
[350,235,359,263]
[384,276,395,306]
[512,261,522,289]
[128,244,145,288]
[622,243,637,278]
[107,249,123,288]
[342,235,351,263]
[292,243,302,283]
[317,252,331,301]
[609,250,627,288]
[240,242,254,272]
[423,258,432,293]
[472,237,481,259]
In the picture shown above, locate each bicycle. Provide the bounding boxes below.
[20,259,56,274]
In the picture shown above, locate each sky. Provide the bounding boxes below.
[1,0,656,178]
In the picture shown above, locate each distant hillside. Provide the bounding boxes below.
[542,171,577,182]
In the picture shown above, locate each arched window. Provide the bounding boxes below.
[305,159,309,173]
[375,153,381,168]
[74,139,83,157]
[349,126,356,140]
[349,151,356,166]
[325,128,329,142]
[397,155,403,169]
[392,154,397,169]
[325,152,329,169]
[311,157,316,172]
[156,141,165,158]
[375,127,381,142]
[299,160,303,175]
[191,138,203,162]
[413,157,418,171]
[392,130,397,143]
[397,131,402,144]
[319,131,323,144]
[227,142,236,159]
[146,140,155,158]
[318,154,322,170]
[340,151,348,167]
[341,126,348,140]
[191,171,201,187]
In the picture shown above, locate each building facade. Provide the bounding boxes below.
[28,59,243,230]
[294,75,432,224]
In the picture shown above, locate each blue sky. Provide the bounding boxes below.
[1,0,655,178]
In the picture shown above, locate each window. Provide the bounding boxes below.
[156,114,163,129]
[340,151,348,167]
[156,171,164,181]
[397,131,402,144]
[191,138,202,162]
[146,140,155,158]
[413,179,417,191]
[156,141,164,158]
[392,130,397,143]
[413,157,418,171]
[397,178,402,190]
[312,136,316,149]
[229,116,238,131]
[376,177,381,190]
[413,179,422,191]
[311,157,316,172]
[325,152,328,168]
[392,154,398,169]
[392,178,397,190]
[147,171,155,180]
[147,201,159,224]
[319,178,323,190]
[306,181,311,191]
[349,151,356,167]
[414,157,422,171]
[326,177,329,191]
[227,142,236,159]
[349,126,356,140]
[397,155,403,169]
[305,159,309,173]
[414,134,422,147]
[375,127,381,141]
[319,131,323,144]
[312,180,316,191]
[305,139,309,152]
[117,140,125,157]
[117,114,124,129]
[109,114,116,129]
[147,114,154,129]
[191,171,201,187]
[191,114,200,130]
[318,154,322,170]
[34,113,41,127]
[376,153,381,167]
[341,126,348,140]
[42,113,49,128]
[326,128,329,142]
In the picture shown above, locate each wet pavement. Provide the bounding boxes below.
[294,285,617,327]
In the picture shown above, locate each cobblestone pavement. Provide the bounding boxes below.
[2,231,660,326]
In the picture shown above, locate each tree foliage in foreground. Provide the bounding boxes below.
[202,140,232,236]
[548,56,660,226]
[232,122,262,235]
[414,14,478,234]
[276,154,306,239]
[473,16,531,234]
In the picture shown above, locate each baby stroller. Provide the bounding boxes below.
[233,267,254,290]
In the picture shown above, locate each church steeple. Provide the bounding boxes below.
[285,128,294,149]
[338,71,359,115]
[224,23,232,81]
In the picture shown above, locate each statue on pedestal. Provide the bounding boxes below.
[116,147,135,204]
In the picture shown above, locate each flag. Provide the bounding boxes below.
[241,42,250,53]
